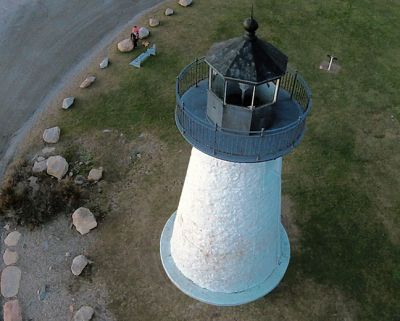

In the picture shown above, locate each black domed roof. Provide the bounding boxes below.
[205,18,288,84]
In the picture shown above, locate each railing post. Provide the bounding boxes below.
[195,58,199,87]
[257,128,264,161]
[182,102,185,134]
[213,123,217,155]
[290,70,298,99]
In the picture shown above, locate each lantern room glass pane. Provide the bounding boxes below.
[210,69,224,100]
[225,80,255,107]
[254,81,277,107]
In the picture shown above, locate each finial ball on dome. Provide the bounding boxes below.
[243,17,259,35]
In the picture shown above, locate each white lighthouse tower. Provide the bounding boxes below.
[160,16,312,306]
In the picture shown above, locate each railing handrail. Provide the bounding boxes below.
[177,58,312,105]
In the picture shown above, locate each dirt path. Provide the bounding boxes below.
[0,0,163,179]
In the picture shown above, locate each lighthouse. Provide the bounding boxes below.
[160,16,312,306]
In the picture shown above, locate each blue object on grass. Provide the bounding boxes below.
[129,44,157,68]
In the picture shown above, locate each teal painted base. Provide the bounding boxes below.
[160,212,291,306]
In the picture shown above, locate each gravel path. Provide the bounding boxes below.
[0,0,163,178]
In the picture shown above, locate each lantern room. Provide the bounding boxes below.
[174,17,312,163]
[205,17,288,131]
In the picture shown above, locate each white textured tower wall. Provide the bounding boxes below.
[170,147,283,293]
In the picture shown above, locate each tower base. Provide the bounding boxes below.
[160,212,291,306]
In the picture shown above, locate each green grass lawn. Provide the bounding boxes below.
[37,0,400,320]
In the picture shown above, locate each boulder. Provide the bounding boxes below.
[41,147,56,157]
[80,76,96,88]
[3,249,18,265]
[99,57,109,69]
[3,300,22,321]
[62,97,75,109]
[32,159,47,173]
[74,175,86,185]
[117,38,134,52]
[28,176,39,192]
[73,306,94,321]
[72,207,97,235]
[165,8,174,16]
[4,231,21,247]
[88,167,103,182]
[139,27,150,39]
[46,156,69,179]
[43,126,60,144]
[149,18,160,27]
[1,266,21,298]
[71,255,89,276]
[178,0,193,7]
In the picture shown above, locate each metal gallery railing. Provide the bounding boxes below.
[175,58,312,162]
[177,58,209,96]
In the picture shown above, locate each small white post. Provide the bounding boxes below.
[327,54,337,71]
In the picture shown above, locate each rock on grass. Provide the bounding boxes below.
[4,231,21,247]
[117,38,134,52]
[1,266,21,298]
[73,306,94,321]
[99,57,109,69]
[62,97,75,109]
[32,159,47,173]
[87,167,103,182]
[72,207,97,235]
[149,18,160,27]
[3,300,22,321]
[179,0,193,7]
[46,156,69,179]
[40,147,56,157]
[139,27,150,39]
[43,126,60,144]
[165,8,174,16]
[71,255,89,276]
[80,76,96,88]
[3,249,18,265]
